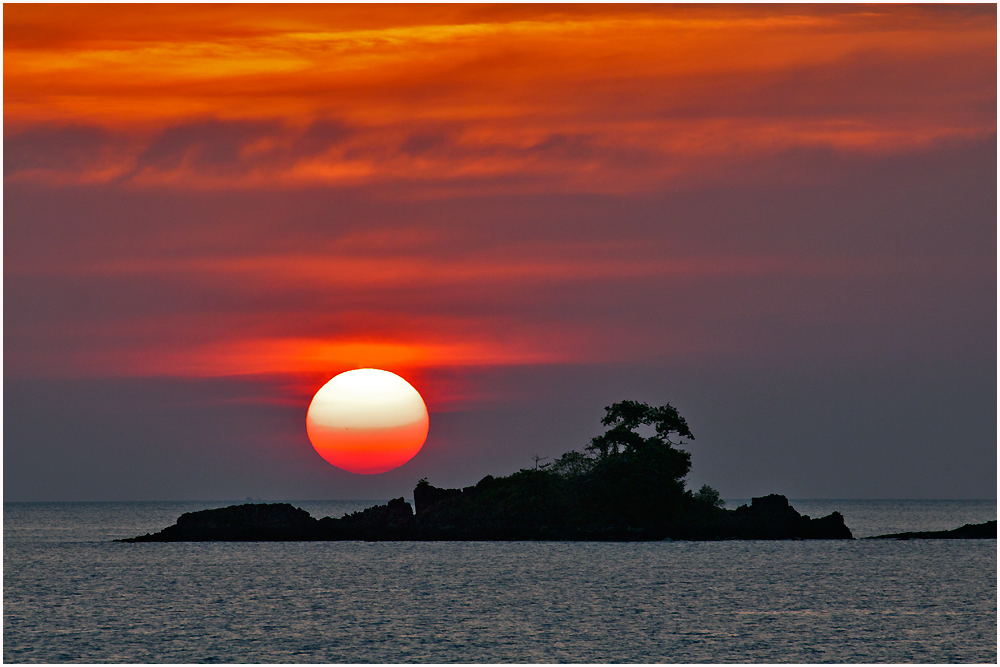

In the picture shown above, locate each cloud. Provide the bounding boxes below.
[4,6,993,191]
[6,132,994,397]
[3,5,995,501]
[3,125,140,183]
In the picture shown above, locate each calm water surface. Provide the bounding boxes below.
[4,500,996,663]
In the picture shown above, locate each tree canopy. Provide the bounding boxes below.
[586,399,693,458]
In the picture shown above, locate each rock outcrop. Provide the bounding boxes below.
[316,498,415,541]
[123,503,322,542]
[727,494,854,540]
[120,491,854,542]
[121,499,417,542]
[867,520,996,540]
[408,480,854,541]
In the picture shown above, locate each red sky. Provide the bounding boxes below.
[5,5,995,501]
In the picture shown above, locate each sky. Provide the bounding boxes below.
[4,4,996,501]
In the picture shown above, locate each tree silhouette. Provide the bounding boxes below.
[586,399,693,458]
[550,450,596,477]
[530,455,550,470]
[693,484,724,509]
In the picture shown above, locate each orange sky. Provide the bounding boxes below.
[4,3,996,409]
[6,4,994,191]
[5,4,996,500]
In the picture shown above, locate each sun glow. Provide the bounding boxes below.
[305,369,429,474]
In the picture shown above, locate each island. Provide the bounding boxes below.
[867,521,997,540]
[121,492,858,542]
[122,400,856,542]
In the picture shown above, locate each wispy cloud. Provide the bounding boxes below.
[6,6,994,191]
[5,5,994,406]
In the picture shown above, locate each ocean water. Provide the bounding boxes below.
[4,500,996,663]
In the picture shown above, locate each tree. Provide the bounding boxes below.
[693,484,724,509]
[586,400,694,458]
[530,455,550,470]
[550,450,596,477]
[572,400,697,529]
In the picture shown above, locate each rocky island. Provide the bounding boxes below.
[122,400,857,542]
[121,492,853,542]
[867,521,997,540]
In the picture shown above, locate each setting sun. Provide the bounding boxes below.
[305,369,429,474]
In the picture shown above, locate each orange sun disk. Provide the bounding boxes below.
[305,369,429,474]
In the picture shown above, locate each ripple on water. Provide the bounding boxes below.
[3,535,996,663]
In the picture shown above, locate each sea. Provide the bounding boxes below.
[4,499,996,663]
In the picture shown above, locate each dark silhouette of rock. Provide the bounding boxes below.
[121,500,418,543]
[119,492,854,542]
[121,503,320,542]
[867,520,996,540]
[727,494,854,540]
[317,497,415,540]
[413,478,464,515]
[408,481,854,541]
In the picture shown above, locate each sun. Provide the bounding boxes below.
[305,369,429,474]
